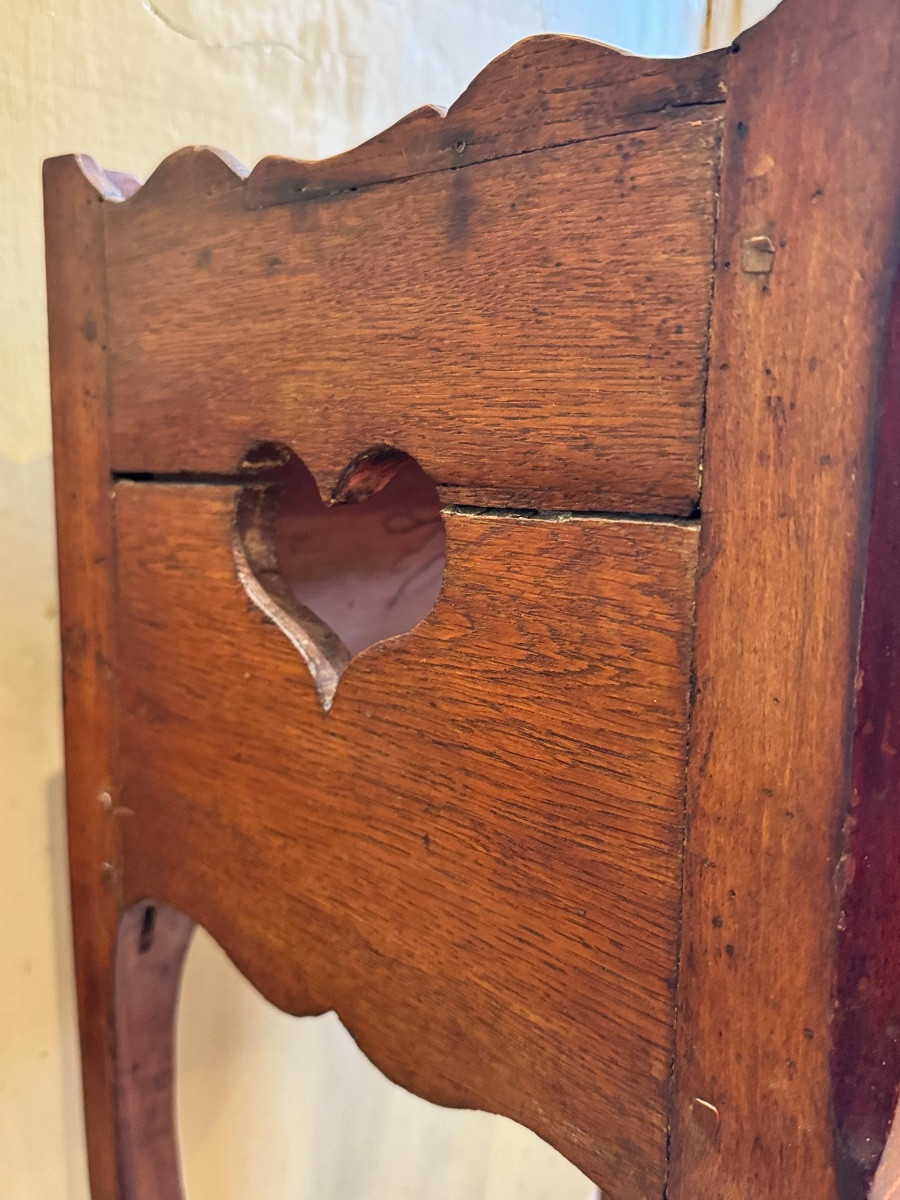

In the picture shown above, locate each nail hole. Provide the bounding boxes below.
[234,444,446,711]
[138,904,157,954]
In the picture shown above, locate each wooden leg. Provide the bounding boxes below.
[114,903,195,1200]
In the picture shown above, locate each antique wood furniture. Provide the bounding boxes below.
[45,0,900,1195]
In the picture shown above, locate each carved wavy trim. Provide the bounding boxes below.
[61,33,733,215]
[57,0,817,213]
[116,896,606,1192]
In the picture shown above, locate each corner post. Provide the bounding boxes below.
[671,0,900,1196]
[45,152,126,1200]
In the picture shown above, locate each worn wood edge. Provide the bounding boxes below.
[668,0,900,1196]
[44,154,124,1200]
[244,36,728,208]
[231,480,350,713]
[115,903,194,1200]
[53,35,728,214]
[62,154,142,202]
[831,266,900,1195]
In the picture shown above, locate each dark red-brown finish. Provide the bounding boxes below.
[833,270,900,1193]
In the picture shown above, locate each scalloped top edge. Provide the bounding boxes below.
[58,31,736,212]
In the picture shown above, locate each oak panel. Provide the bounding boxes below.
[44,156,127,1200]
[246,36,727,207]
[670,0,900,1197]
[113,482,698,1200]
[105,115,721,512]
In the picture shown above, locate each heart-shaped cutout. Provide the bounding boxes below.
[233,443,446,711]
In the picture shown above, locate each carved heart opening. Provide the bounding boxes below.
[233,443,446,711]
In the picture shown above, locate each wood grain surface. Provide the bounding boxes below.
[670,1,900,1198]
[104,113,722,513]
[44,155,133,1200]
[46,4,900,1198]
[114,904,194,1200]
[244,36,728,208]
[113,481,698,1200]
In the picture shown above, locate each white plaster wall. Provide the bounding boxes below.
[0,2,778,1198]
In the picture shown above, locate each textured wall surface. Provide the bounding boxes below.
[0,2,777,1198]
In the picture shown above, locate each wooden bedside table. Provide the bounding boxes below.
[45,0,900,1195]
